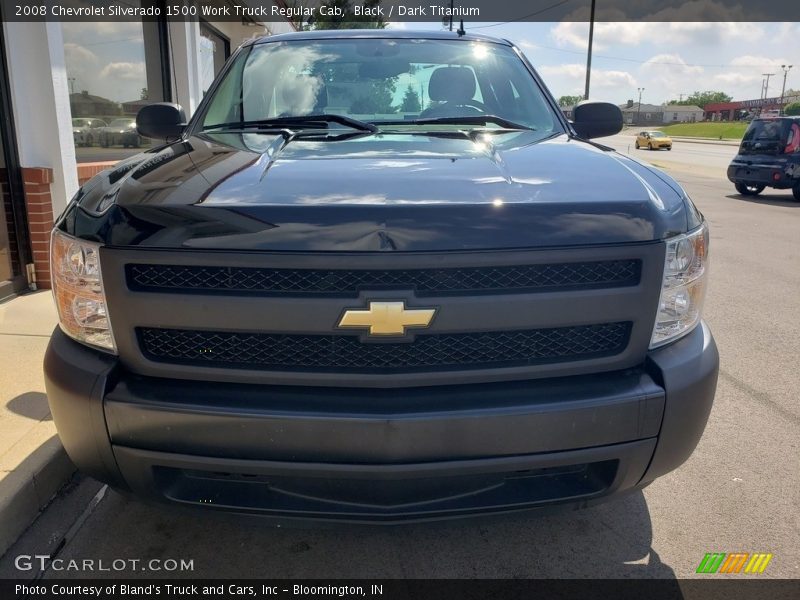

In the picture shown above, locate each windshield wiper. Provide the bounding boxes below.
[203,114,378,133]
[376,115,534,131]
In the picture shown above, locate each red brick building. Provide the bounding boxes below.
[705,92,800,121]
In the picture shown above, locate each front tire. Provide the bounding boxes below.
[648,143,654,150]
[635,141,640,149]
[793,182,800,201]
[735,183,765,196]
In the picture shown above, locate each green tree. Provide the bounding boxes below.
[400,85,421,112]
[784,102,800,116]
[668,91,732,109]
[350,80,397,114]
[307,0,387,29]
[558,95,583,107]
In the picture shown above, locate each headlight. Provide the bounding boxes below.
[650,221,709,349]
[50,228,117,353]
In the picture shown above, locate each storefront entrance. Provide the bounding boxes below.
[0,18,32,300]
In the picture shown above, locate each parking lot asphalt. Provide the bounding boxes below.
[1,161,798,581]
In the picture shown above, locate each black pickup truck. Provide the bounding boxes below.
[45,30,718,523]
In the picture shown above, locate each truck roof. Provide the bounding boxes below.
[248,29,513,47]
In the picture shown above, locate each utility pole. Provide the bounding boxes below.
[636,87,645,125]
[584,0,596,100]
[762,72,774,101]
[779,64,793,114]
[68,77,76,95]
[448,0,454,31]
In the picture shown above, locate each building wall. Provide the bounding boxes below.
[663,110,703,123]
[3,21,79,218]
[621,111,663,126]
[1,9,294,291]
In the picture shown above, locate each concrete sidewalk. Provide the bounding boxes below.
[0,291,74,557]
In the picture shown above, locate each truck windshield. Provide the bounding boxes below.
[200,38,559,134]
[740,119,790,155]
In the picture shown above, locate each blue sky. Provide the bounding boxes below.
[388,21,800,105]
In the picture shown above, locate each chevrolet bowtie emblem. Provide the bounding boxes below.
[338,301,437,336]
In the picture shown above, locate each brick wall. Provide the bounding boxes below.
[2,163,117,291]
[21,167,54,290]
[77,161,117,186]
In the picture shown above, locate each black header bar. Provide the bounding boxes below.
[4,0,800,23]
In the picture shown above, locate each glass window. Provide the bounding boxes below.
[199,22,230,97]
[0,123,15,288]
[61,0,168,164]
[202,39,557,133]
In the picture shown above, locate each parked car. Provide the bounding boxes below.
[635,130,672,150]
[98,118,142,148]
[46,30,717,522]
[727,116,800,200]
[72,117,106,147]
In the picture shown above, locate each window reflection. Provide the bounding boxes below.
[200,22,230,97]
[61,0,167,163]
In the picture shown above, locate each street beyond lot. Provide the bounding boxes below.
[1,162,798,581]
[600,132,739,175]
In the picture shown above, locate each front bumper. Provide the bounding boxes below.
[44,323,718,523]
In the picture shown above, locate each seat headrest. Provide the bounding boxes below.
[428,67,477,103]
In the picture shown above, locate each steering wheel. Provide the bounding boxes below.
[421,99,489,118]
[454,100,490,113]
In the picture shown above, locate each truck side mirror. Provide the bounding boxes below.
[136,103,187,140]
[572,101,623,139]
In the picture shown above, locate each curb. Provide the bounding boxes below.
[668,136,740,147]
[0,436,76,557]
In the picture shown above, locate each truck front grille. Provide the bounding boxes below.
[126,260,641,297]
[137,322,632,373]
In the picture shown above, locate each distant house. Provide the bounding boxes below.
[121,98,155,116]
[663,105,704,123]
[618,101,663,126]
[69,91,120,118]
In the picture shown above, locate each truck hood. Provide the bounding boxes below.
[70,130,691,251]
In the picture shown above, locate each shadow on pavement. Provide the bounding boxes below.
[22,482,679,583]
[6,392,51,421]
[726,193,800,207]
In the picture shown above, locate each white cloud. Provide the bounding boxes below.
[62,21,143,40]
[539,63,637,96]
[99,62,145,81]
[551,21,763,51]
[640,53,704,75]
[63,42,99,69]
[729,55,792,69]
